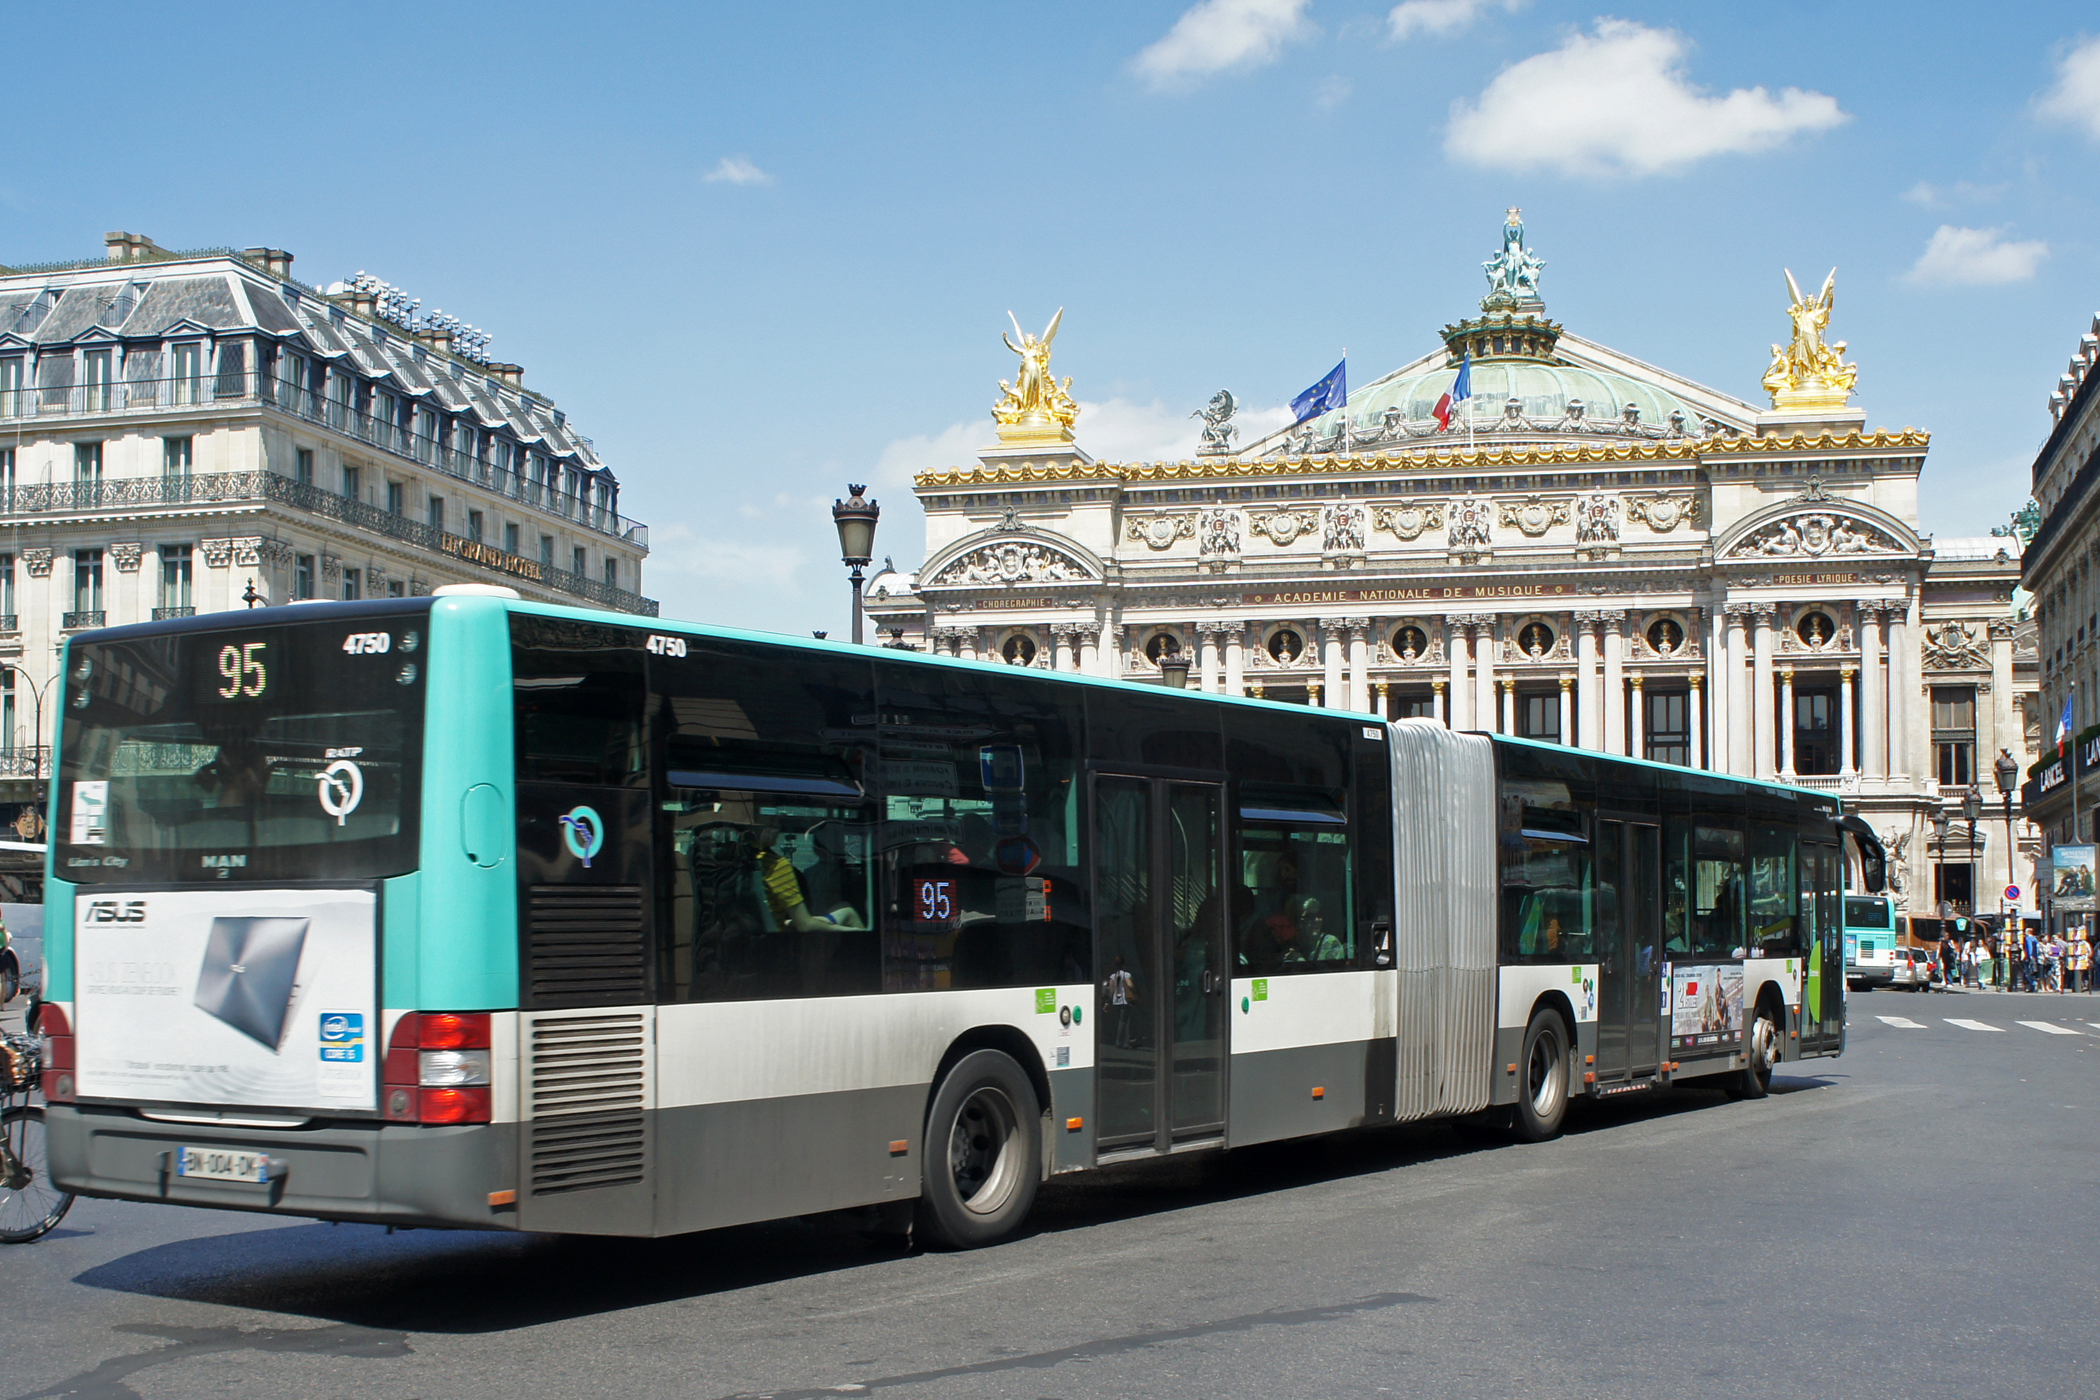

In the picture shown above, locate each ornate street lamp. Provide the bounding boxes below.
[1962,786,1984,919]
[1931,809,1951,921]
[1993,749,2020,906]
[1158,654,1191,689]
[831,485,879,646]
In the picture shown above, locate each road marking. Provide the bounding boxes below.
[1876,1016,1926,1029]
[2017,1021,2083,1036]
[1945,1018,2004,1032]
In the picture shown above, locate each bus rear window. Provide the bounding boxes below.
[1844,897,1892,930]
[57,618,426,883]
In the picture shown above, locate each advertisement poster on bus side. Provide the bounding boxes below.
[1670,964,1745,1053]
[73,887,377,1112]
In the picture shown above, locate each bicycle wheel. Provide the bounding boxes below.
[0,1104,75,1244]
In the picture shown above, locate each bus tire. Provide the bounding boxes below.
[915,1050,1041,1250]
[1731,1007,1779,1100]
[1512,1010,1569,1143]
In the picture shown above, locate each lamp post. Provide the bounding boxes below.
[1932,808,1951,922]
[1158,653,1191,689]
[831,485,879,646]
[0,662,53,802]
[1962,786,1983,919]
[1993,749,2018,907]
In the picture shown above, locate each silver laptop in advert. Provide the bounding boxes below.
[192,916,310,1051]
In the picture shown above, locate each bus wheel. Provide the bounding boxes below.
[916,1050,1041,1250]
[1512,1011,1569,1142]
[1730,1009,1779,1100]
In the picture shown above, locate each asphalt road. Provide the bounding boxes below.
[6,989,2098,1400]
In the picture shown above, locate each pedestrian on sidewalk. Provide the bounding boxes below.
[1962,936,1980,988]
[2071,929,2092,994]
[2045,932,2065,991]
[1940,929,1960,994]
[2025,925,2044,993]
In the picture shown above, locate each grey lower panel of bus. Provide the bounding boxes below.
[46,1106,514,1229]
[1388,722,1498,1121]
[1226,1041,1381,1147]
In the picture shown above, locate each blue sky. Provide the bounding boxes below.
[4,1,2097,635]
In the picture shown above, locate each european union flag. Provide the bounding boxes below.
[1290,358,1347,424]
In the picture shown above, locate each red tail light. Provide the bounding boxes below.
[382,1012,493,1124]
[37,1002,75,1103]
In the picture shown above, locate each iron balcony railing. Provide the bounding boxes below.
[152,605,196,620]
[62,611,106,630]
[0,371,647,546]
[0,746,49,780]
[0,470,657,616]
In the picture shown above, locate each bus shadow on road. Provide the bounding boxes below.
[69,1078,1835,1334]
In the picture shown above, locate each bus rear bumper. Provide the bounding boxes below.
[44,1104,519,1231]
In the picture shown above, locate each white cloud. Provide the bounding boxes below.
[1903,179,2007,208]
[645,520,807,588]
[1315,75,1353,110]
[1905,225,2049,286]
[703,155,773,186]
[1387,0,1518,41]
[1444,19,1848,178]
[2039,34,2100,140]
[1134,0,1314,90]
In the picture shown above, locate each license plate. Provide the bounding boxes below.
[175,1146,271,1184]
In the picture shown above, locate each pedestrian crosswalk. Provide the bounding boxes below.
[1870,1014,2094,1036]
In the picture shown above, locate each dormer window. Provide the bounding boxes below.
[170,341,202,405]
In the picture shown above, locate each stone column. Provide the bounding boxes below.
[1346,618,1371,714]
[959,627,981,662]
[1501,677,1516,735]
[1319,618,1346,710]
[1726,605,1752,778]
[1558,676,1574,745]
[1990,618,2016,764]
[1433,678,1448,726]
[1859,604,1886,779]
[1887,598,1911,781]
[1840,666,1857,778]
[1602,612,1626,755]
[1446,616,1471,729]
[1688,675,1704,770]
[1374,679,1390,720]
[1629,674,1645,760]
[1195,622,1222,693]
[1752,604,1777,779]
[1779,667,1797,778]
[1050,624,1074,673]
[1473,617,1498,732]
[1224,623,1246,696]
[1708,605,1730,774]
[1575,613,1601,750]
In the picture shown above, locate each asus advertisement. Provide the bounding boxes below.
[72,888,378,1112]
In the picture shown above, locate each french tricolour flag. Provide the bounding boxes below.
[2059,693,2077,755]
[1433,350,1473,430]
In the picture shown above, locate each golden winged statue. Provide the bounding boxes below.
[1762,268,1858,411]
[993,308,1080,443]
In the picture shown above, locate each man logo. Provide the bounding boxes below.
[85,899,147,923]
[559,806,605,868]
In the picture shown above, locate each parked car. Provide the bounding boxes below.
[1890,946,1937,991]
[0,902,43,1005]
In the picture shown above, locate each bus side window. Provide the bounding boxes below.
[1664,817,1692,955]
[1750,823,1800,956]
[1233,786,1353,976]
[1500,826,1593,964]
[1691,825,1745,958]
[512,619,646,787]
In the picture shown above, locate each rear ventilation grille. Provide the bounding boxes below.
[526,884,646,1007]
[526,1012,647,1197]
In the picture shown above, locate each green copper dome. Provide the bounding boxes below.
[1290,359,1705,451]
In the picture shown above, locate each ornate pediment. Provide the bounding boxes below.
[928,538,1095,588]
[1721,509,1905,561]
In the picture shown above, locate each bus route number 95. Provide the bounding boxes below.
[914,877,956,929]
[645,634,688,657]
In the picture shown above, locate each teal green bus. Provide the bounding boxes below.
[34,592,1863,1247]
[1843,893,1899,989]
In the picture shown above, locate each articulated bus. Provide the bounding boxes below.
[36,593,1880,1248]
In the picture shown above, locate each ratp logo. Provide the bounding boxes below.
[559,806,604,867]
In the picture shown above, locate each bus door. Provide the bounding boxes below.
[1092,775,1228,1155]
[1593,819,1663,1083]
[1799,841,1844,1054]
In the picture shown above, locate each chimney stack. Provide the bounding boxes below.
[487,362,525,387]
[104,231,166,263]
[242,247,295,278]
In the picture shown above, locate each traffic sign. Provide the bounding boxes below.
[2006,884,2022,902]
